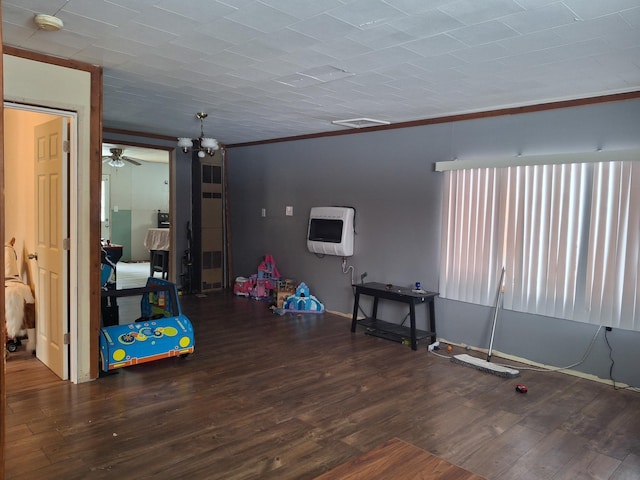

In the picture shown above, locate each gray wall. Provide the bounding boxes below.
[227,99,640,388]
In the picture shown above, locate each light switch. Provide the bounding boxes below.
[261,208,266,217]
[285,206,293,216]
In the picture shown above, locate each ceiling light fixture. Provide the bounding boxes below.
[177,112,219,158]
[108,158,125,168]
[34,14,64,31]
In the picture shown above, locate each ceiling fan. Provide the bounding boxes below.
[102,148,142,168]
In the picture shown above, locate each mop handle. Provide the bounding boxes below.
[487,267,506,362]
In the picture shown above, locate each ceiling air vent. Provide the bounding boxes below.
[276,65,354,88]
[331,118,390,129]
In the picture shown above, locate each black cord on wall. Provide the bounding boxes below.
[604,327,639,391]
[604,328,618,389]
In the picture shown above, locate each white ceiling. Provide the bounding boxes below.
[102,143,169,163]
[3,0,640,145]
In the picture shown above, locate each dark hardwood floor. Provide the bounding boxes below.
[5,291,640,479]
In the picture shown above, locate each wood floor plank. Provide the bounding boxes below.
[426,408,523,466]
[4,287,640,480]
[314,437,486,480]
[423,414,541,478]
[496,429,589,480]
[610,454,640,480]
[553,449,621,480]
[561,389,640,462]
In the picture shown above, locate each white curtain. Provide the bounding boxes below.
[440,160,640,331]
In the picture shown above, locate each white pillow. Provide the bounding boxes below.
[5,244,19,278]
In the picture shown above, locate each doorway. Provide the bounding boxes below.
[3,103,77,381]
[101,142,170,265]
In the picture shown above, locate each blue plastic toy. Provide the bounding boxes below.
[282,282,324,313]
[99,278,194,371]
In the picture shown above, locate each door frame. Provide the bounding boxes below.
[1,16,5,472]
[2,47,103,381]
[2,44,101,474]
[102,138,175,270]
[6,103,78,380]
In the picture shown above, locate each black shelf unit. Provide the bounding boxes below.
[351,282,438,351]
[358,318,433,345]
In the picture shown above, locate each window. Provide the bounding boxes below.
[440,160,640,332]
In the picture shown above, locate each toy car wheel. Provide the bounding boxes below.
[7,342,18,353]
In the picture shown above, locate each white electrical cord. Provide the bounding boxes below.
[341,257,355,285]
[499,325,602,373]
[428,325,604,374]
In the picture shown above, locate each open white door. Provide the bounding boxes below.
[34,117,69,380]
[101,174,111,240]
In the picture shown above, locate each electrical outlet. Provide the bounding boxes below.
[261,208,266,217]
[285,206,293,216]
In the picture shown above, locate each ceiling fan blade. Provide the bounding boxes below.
[102,156,112,162]
[121,156,142,166]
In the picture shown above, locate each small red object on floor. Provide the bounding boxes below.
[515,384,528,393]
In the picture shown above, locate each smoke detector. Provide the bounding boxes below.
[34,14,64,31]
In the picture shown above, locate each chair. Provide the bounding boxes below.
[5,239,36,353]
[100,246,119,327]
[150,250,169,280]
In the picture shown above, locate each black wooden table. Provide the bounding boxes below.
[350,282,438,350]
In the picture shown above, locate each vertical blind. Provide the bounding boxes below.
[440,160,640,332]
[440,168,504,306]
[502,163,590,320]
[585,162,640,331]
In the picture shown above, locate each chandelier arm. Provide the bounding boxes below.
[178,112,218,156]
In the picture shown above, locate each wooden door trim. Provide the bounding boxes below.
[1,47,103,379]
[1,7,6,474]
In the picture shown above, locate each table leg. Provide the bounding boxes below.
[162,252,168,280]
[350,290,360,332]
[372,297,379,321]
[428,299,436,344]
[409,302,417,351]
